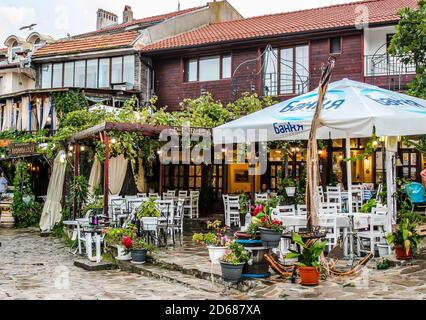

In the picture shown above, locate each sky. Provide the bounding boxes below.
[0,0,364,45]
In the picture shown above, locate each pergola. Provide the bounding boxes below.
[69,121,170,218]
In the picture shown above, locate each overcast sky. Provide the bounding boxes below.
[0,0,363,45]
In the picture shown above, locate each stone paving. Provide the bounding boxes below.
[0,228,234,300]
[1,228,426,300]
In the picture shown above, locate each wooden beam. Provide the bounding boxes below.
[72,143,79,220]
[103,133,110,218]
[250,164,256,205]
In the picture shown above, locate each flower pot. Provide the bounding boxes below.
[220,262,246,282]
[115,245,131,261]
[298,266,320,286]
[141,217,158,231]
[207,246,227,264]
[131,248,147,264]
[285,187,296,197]
[377,244,391,257]
[394,246,412,260]
[259,227,282,249]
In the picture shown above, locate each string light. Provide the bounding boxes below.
[110,137,117,144]
[68,145,73,151]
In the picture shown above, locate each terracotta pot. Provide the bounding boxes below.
[394,246,412,260]
[298,266,320,286]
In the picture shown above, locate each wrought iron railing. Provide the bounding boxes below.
[263,73,309,96]
[364,54,416,77]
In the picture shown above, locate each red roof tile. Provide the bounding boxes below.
[141,0,418,52]
[75,6,207,38]
[33,31,139,57]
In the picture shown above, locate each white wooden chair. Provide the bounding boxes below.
[357,211,388,256]
[255,193,268,202]
[326,186,342,212]
[350,184,364,212]
[226,195,241,227]
[148,193,160,200]
[318,206,338,252]
[110,198,126,224]
[174,198,185,235]
[317,186,325,202]
[137,193,147,198]
[178,190,188,197]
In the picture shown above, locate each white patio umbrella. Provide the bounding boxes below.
[213,79,426,230]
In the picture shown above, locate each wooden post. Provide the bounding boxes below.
[159,163,164,195]
[72,143,79,220]
[103,133,110,217]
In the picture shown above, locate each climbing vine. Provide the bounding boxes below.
[51,89,89,121]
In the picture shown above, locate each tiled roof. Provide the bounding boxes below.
[0,48,7,54]
[141,0,418,52]
[75,6,207,38]
[33,31,139,57]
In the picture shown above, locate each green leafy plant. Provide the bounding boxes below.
[72,175,89,217]
[192,220,229,246]
[219,241,252,265]
[386,218,420,255]
[103,225,137,246]
[136,198,161,218]
[360,199,377,213]
[376,259,391,270]
[285,233,327,268]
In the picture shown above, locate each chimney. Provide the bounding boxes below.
[123,5,134,23]
[96,9,118,30]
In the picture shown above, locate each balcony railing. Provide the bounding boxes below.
[263,73,309,96]
[364,54,416,77]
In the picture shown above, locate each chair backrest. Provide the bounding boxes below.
[326,186,340,193]
[137,193,147,198]
[166,190,176,196]
[275,205,296,215]
[155,200,174,218]
[372,206,388,215]
[190,190,200,197]
[319,206,337,216]
[351,184,363,192]
[227,196,240,212]
[148,193,160,200]
[269,192,278,198]
[111,198,126,209]
[255,193,268,202]
[296,204,308,216]
[178,190,188,197]
[175,198,185,219]
[109,195,123,204]
[128,199,143,214]
[125,195,138,201]
[404,182,426,204]
[162,194,175,201]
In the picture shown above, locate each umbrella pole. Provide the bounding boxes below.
[345,137,353,215]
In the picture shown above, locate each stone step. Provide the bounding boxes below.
[117,260,233,295]
[149,257,259,292]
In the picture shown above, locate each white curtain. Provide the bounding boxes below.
[88,156,102,196]
[16,103,22,131]
[39,151,67,232]
[134,159,147,193]
[41,97,51,129]
[108,155,128,196]
[21,97,30,131]
[36,98,42,129]
[2,99,12,131]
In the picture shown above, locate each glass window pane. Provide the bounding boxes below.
[186,59,197,82]
[41,64,52,89]
[295,45,309,94]
[63,62,74,87]
[196,177,201,188]
[111,57,123,84]
[189,166,195,176]
[52,63,63,88]
[86,59,98,88]
[98,58,110,88]
[123,55,134,86]
[280,48,293,94]
[222,55,231,78]
[199,56,220,81]
[189,178,194,188]
[330,37,341,54]
[74,60,86,87]
[263,49,277,96]
[196,166,202,176]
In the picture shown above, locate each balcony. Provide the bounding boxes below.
[364,54,416,77]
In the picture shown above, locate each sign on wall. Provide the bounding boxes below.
[8,142,37,157]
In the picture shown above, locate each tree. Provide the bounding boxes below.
[388,0,426,99]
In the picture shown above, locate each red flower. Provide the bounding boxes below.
[272,220,282,225]
[261,217,267,222]
[122,236,133,249]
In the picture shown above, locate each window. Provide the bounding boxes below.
[98,58,110,88]
[41,64,52,89]
[64,62,74,87]
[222,55,231,79]
[330,37,341,54]
[185,55,232,82]
[186,59,198,82]
[52,63,63,88]
[123,55,135,86]
[111,57,123,84]
[86,59,98,88]
[74,60,86,87]
[263,45,309,96]
[11,41,21,62]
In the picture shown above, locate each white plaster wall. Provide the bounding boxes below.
[364,25,396,56]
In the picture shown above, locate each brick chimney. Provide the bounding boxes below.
[123,5,134,23]
[96,9,118,30]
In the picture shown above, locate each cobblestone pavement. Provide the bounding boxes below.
[0,228,234,300]
[1,228,426,300]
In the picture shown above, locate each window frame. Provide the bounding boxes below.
[263,44,310,97]
[184,54,232,83]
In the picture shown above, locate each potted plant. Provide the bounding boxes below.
[192,220,229,264]
[136,198,161,231]
[254,205,285,248]
[281,177,296,197]
[219,241,252,282]
[122,236,152,264]
[286,233,327,286]
[386,218,419,260]
[103,226,136,261]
